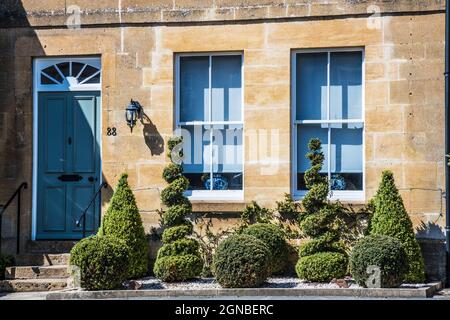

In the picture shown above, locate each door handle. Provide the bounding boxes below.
[88,176,95,182]
[57,174,83,182]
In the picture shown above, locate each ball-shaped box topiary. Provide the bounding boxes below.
[370,170,426,283]
[154,136,203,282]
[350,235,408,288]
[296,139,348,282]
[296,252,348,283]
[241,223,289,274]
[99,173,148,279]
[69,235,129,290]
[153,255,203,282]
[212,234,270,288]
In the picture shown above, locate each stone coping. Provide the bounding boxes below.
[0,0,445,28]
[46,282,443,299]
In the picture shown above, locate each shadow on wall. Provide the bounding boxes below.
[415,221,445,240]
[141,111,164,156]
[0,1,45,253]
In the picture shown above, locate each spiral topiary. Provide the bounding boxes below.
[296,138,348,282]
[153,136,203,282]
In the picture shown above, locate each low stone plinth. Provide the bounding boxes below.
[46,282,443,300]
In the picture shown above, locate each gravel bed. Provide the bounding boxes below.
[135,277,365,290]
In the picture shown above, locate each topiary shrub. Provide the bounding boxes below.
[153,255,203,282]
[212,234,270,288]
[69,235,129,290]
[241,223,289,275]
[296,252,348,283]
[0,254,14,280]
[154,136,203,282]
[349,235,408,288]
[241,201,274,226]
[296,138,348,282]
[370,170,426,283]
[99,173,148,279]
[161,223,193,243]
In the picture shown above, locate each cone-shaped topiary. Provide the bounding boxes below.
[370,170,426,283]
[296,138,348,282]
[100,173,148,279]
[153,136,203,282]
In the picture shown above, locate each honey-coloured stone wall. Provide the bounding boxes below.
[0,1,446,254]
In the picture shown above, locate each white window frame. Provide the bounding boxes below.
[34,57,101,92]
[291,48,365,202]
[175,52,244,201]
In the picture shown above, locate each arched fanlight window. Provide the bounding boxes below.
[40,61,101,86]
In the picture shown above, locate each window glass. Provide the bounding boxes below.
[211,56,242,121]
[180,56,210,122]
[211,125,243,190]
[296,124,328,191]
[178,54,243,192]
[180,125,211,190]
[41,66,63,84]
[330,124,363,190]
[330,52,362,120]
[296,52,328,121]
[295,51,363,195]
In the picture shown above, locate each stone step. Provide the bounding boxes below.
[26,240,76,253]
[5,265,69,280]
[14,253,70,266]
[0,278,67,292]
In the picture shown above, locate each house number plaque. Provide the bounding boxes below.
[106,127,117,136]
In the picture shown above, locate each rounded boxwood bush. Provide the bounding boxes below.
[70,235,129,290]
[100,173,148,279]
[350,235,408,288]
[153,254,203,282]
[241,223,289,274]
[296,252,348,282]
[212,234,270,288]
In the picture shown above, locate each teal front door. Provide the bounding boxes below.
[37,91,101,239]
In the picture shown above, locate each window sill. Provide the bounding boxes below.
[184,191,245,212]
[293,190,365,203]
[184,190,244,202]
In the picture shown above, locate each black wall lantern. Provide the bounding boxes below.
[125,99,143,132]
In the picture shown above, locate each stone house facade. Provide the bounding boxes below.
[0,1,447,280]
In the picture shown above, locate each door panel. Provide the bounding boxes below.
[42,186,66,231]
[37,91,101,239]
[70,185,96,233]
[73,96,96,173]
[44,96,66,173]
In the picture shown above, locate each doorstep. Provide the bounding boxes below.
[46,282,443,299]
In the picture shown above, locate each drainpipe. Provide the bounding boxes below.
[445,0,450,287]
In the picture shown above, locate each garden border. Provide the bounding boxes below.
[46,282,443,299]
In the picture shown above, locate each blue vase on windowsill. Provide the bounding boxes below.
[203,174,229,190]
